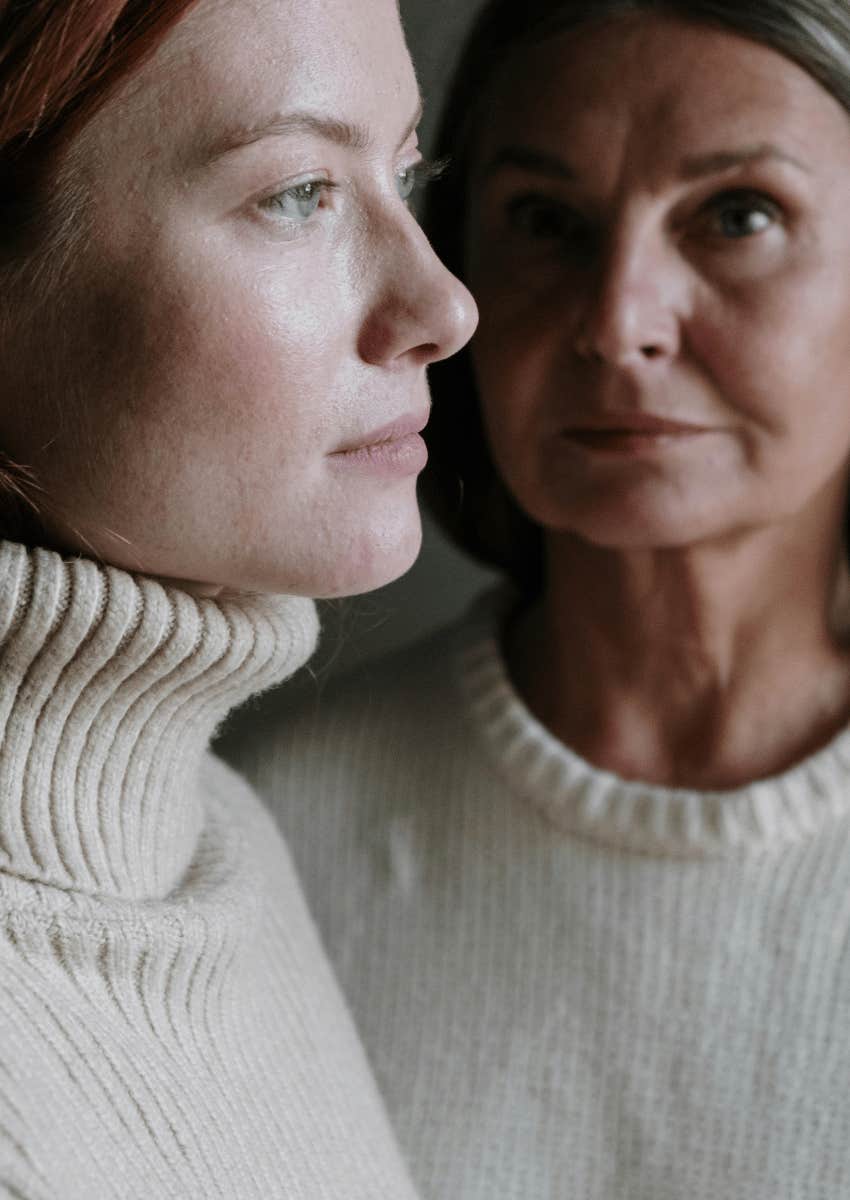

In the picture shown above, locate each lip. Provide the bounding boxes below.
[331,409,431,455]
[328,408,430,478]
[559,412,715,456]
[563,413,713,436]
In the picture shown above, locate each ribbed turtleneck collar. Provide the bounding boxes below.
[0,541,318,900]
[458,588,850,858]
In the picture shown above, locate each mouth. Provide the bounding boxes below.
[328,408,431,477]
[331,409,431,456]
[560,414,714,453]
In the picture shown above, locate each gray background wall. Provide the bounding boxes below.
[300,0,495,688]
[400,0,483,145]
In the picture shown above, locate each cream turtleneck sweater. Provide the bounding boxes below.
[223,588,850,1200]
[0,540,419,1200]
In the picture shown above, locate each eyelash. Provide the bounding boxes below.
[504,194,596,262]
[501,187,783,252]
[506,194,582,238]
[396,156,451,203]
[259,178,339,222]
[697,188,783,240]
[260,156,450,225]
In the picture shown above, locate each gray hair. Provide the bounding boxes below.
[474,1,850,120]
[421,0,850,592]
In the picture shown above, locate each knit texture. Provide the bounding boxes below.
[0,540,419,1200]
[223,588,850,1200]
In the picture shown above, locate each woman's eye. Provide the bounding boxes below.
[261,179,336,222]
[506,195,585,242]
[395,158,448,205]
[396,166,418,202]
[505,194,596,261]
[703,191,781,240]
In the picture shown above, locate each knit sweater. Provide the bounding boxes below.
[223,588,850,1200]
[0,540,420,1200]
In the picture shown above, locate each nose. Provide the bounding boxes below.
[357,212,478,370]
[573,223,682,369]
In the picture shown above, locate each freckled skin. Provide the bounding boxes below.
[1,0,476,596]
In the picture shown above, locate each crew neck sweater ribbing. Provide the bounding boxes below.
[224,588,850,1200]
[0,540,419,1200]
[456,590,850,857]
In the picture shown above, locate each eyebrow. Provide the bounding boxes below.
[480,140,809,184]
[679,142,809,178]
[480,146,576,182]
[201,98,425,166]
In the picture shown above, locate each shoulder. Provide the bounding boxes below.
[229,591,502,773]
[216,590,525,944]
[220,589,509,837]
[307,617,465,736]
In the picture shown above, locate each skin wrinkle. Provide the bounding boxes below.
[466,14,850,789]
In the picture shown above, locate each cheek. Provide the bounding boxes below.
[693,275,850,452]
[469,235,594,398]
[471,335,527,475]
[471,285,554,413]
[84,249,352,476]
[470,285,577,489]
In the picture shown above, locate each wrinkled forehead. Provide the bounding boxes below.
[470,14,849,175]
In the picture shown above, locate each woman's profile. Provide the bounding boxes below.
[0,0,475,1196]
[227,1,850,1196]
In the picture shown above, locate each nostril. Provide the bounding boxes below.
[641,344,664,359]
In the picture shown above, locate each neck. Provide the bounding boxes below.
[0,540,318,900]
[509,517,850,789]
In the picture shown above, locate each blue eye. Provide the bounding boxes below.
[262,179,335,222]
[396,158,449,205]
[396,166,418,202]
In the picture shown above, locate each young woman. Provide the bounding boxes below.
[227,2,850,1196]
[0,1,475,1196]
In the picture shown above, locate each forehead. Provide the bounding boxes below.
[475,15,850,174]
[79,0,416,171]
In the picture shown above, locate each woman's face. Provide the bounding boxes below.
[466,15,850,554]
[5,0,476,595]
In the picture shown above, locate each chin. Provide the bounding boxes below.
[531,492,729,553]
[104,482,425,598]
[569,512,732,552]
[237,501,424,599]
[314,512,424,599]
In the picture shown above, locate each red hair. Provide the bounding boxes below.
[0,0,203,144]
[0,0,201,234]
[0,0,202,540]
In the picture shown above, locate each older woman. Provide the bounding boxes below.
[0,0,475,1196]
[226,1,850,1197]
